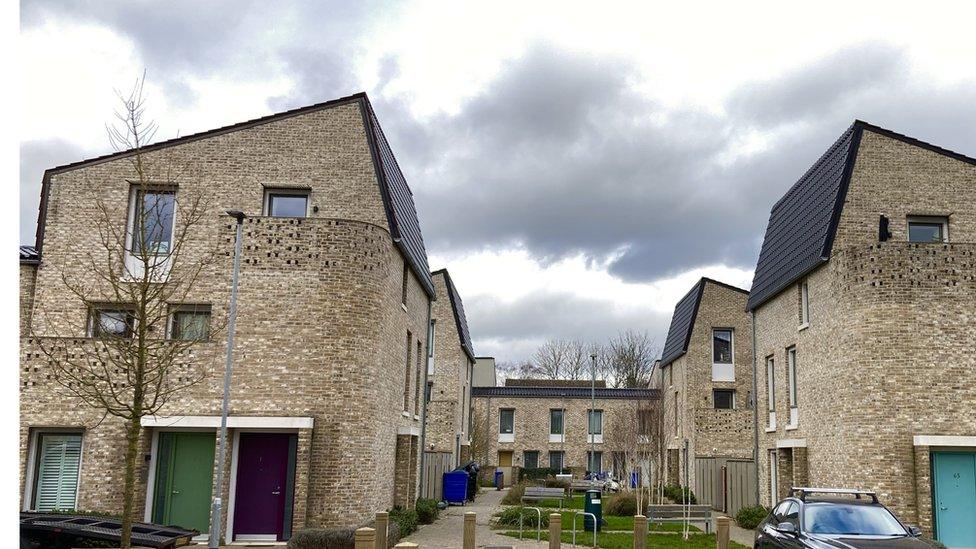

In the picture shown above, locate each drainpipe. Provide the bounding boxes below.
[751,310,760,505]
[418,299,432,497]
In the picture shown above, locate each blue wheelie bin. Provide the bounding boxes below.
[443,470,469,505]
[494,470,504,490]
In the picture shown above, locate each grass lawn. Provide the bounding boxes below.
[501,530,749,549]
[554,511,700,532]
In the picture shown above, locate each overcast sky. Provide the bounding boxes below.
[19,1,976,362]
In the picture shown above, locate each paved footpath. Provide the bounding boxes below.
[711,510,755,547]
[403,488,549,548]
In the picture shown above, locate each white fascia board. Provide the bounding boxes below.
[776,438,807,448]
[141,415,314,429]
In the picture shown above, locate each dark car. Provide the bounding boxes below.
[755,487,930,549]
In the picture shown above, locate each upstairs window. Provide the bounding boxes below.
[265,189,309,217]
[712,329,735,381]
[169,305,211,341]
[401,263,409,306]
[129,188,175,256]
[499,409,515,437]
[638,409,652,436]
[713,389,735,409]
[588,409,603,443]
[403,332,412,412]
[799,281,810,327]
[787,346,799,428]
[89,306,135,339]
[549,409,564,436]
[766,356,776,429]
[907,216,948,243]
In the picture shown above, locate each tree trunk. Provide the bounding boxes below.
[120,416,141,548]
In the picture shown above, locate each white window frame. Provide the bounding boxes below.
[786,347,798,429]
[23,428,85,512]
[712,328,735,382]
[766,356,776,431]
[549,408,565,443]
[498,409,515,442]
[587,409,603,444]
[263,187,310,217]
[799,281,810,329]
[907,215,949,243]
[124,186,177,280]
[426,320,436,375]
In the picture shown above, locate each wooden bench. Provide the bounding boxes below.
[647,504,714,534]
[521,486,567,507]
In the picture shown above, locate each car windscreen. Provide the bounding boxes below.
[804,503,907,535]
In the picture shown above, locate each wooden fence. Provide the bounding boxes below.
[694,457,756,517]
[420,451,453,500]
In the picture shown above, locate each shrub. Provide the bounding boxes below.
[663,484,697,504]
[735,505,770,530]
[501,482,526,505]
[543,478,570,490]
[494,506,550,528]
[389,507,419,538]
[415,498,439,524]
[605,492,638,516]
[518,467,561,482]
[287,528,356,549]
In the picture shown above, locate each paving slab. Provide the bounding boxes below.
[403,488,548,548]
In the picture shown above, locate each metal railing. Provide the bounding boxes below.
[518,506,542,541]
[570,510,597,548]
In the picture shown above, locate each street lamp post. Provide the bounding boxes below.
[209,210,246,548]
[590,353,597,476]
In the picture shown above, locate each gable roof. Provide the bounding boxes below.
[659,277,748,367]
[746,120,976,311]
[472,386,659,400]
[30,92,435,298]
[432,269,475,361]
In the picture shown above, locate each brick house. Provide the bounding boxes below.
[657,277,755,514]
[749,121,976,544]
[471,379,659,486]
[425,269,476,467]
[20,92,436,542]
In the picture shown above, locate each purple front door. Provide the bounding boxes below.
[233,433,294,540]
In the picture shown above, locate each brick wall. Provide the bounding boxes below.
[20,263,37,337]
[20,99,431,534]
[754,129,976,534]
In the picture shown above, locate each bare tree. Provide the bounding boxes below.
[604,330,658,388]
[35,77,222,548]
[495,359,537,383]
[469,404,489,466]
[606,395,659,513]
[562,340,591,381]
[532,339,570,379]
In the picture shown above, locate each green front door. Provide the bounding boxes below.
[152,432,215,534]
[933,452,976,548]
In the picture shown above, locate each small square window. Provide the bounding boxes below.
[523,451,539,469]
[265,190,309,217]
[170,306,211,341]
[908,216,948,243]
[713,389,734,409]
[90,307,135,338]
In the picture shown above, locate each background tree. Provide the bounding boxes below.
[532,339,569,379]
[604,330,658,388]
[35,78,223,548]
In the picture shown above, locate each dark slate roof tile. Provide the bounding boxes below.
[433,269,475,361]
[659,277,748,367]
[471,386,659,400]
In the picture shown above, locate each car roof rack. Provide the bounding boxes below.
[789,487,879,503]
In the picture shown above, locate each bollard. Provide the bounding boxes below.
[356,527,376,549]
[633,514,647,549]
[394,544,420,549]
[374,512,389,549]
[549,512,562,549]
[716,515,730,549]
[463,511,476,549]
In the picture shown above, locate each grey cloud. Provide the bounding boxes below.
[20,140,92,245]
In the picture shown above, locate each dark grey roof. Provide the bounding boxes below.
[472,386,659,400]
[432,269,475,361]
[19,246,39,263]
[505,379,606,388]
[746,120,976,311]
[659,277,748,367]
[30,92,436,298]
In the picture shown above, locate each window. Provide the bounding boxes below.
[403,332,412,411]
[588,409,603,443]
[713,389,734,409]
[401,263,409,306]
[908,216,948,243]
[425,381,433,403]
[129,188,175,256]
[426,320,436,375]
[637,409,652,436]
[673,392,679,436]
[782,501,800,529]
[89,307,134,338]
[499,409,514,441]
[169,306,211,341]
[768,450,778,502]
[787,347,798,427]
[265,189,309,217]
[549,409,564,441]
[523,451,539,469]
[549,451,565,471]
[414,340,422,414]
[766,356,776,430]
[587,451,603,473]
[612,452,626,477]
[799,281,810,327]
[29,432,83,511]
[712,329,734,381]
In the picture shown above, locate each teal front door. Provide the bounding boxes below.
[933,452,976,548]
[152,432,215,535]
